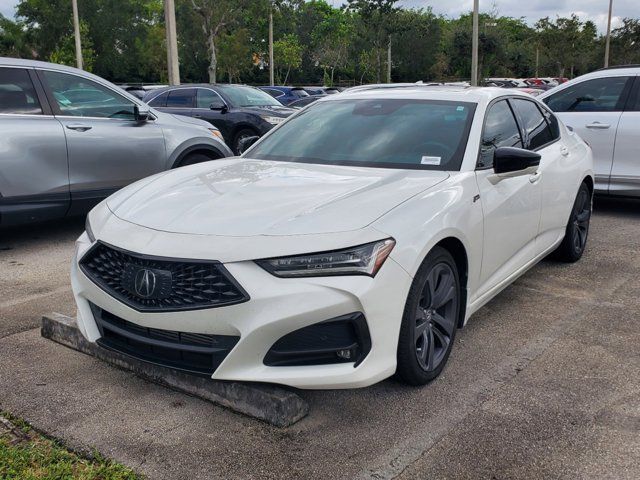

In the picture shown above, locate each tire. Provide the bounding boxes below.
[552,182,592,263]
[233,128,257,155]
[396,246,461,386]
[176,152,215,168]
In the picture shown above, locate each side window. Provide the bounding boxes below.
[148,91,168,107]
[196,89,225,109]
[543,77,631,112]
[511,99,555,150]
[479,100,523,168]
[166,88,195,108]
[0,67,42,115]
[42,70,136,119]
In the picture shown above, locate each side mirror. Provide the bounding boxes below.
[493,147,541,174]
[238,135,260,154]
[134,105,151,122]
[210,103,228,113]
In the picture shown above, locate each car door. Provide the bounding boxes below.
[163,87,196,118]
[474,99,542,297]
[542,75,634,193]
[0,67,69,224]
[609,76,640,196]
[511,98,568,255]
[193,87,232,141]
[38,69,166,211]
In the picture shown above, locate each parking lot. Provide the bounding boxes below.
[0,197,638,479]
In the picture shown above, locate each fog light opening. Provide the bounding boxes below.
[336,349,354,360]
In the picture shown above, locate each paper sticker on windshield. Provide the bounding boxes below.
[456,106,465,111]
[421,156,441,165]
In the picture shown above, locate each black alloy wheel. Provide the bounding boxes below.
[553,182,592,262]
[397,247,460,385]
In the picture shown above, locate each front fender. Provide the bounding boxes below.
[166,136,233,169]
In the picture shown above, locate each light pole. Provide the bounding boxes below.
[72,0,82,69]
[604,0,614,68]
[164,0,180,85]
[269,4,274,86]
[471,0,479,86]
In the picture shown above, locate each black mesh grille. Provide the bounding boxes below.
[80,242,249,312]
[91,304,239,375]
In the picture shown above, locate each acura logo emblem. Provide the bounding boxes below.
[134,268,157,298]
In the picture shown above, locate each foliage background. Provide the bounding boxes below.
[0,0,638,85]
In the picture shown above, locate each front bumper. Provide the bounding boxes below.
[71,227,412,389]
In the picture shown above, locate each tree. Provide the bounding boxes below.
[347,0,400,82]
[274,33,302,84]
[218,28,253,83]
[49,20,95,71]
[0,15,32,58]
[311,5,352,85]
[190,0,238,83]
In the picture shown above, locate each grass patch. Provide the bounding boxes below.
[0,412,141,479]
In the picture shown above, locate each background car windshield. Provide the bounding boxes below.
[223,86,282,107]
[247,99,475,170]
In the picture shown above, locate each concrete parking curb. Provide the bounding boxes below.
[41,313,309,427]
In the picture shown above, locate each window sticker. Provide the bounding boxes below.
[421,156,441,165]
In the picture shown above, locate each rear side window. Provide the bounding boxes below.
[166,88,195,108]
[0,67,42,115]
[511,99,555,150]
[148,91,168,107]
[479,100,523,168]
[543,77,631,112]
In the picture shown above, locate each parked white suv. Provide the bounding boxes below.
[540,65,640,196]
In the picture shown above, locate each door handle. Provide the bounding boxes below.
[65,124,92,132]
[585,122,610,129]
[529,171,542,184]
[560,146,570,156]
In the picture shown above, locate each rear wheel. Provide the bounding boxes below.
[396,247,460,386]
[552,182,592,262]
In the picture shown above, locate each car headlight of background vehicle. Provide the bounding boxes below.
[256,239,395,278]
[208,128,224,140]
[85,216,95,242]
[261,115,286,126]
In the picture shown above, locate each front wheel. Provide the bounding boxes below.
[233,128,258,155]
[396,247,461,386]
[552,182,592,262]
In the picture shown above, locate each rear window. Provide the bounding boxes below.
[247,99,476,171]
[0,67,42,115]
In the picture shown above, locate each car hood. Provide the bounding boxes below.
[156,111,212,129]
[106,159,449,236]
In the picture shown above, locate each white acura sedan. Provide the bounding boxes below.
[72,86,593,389]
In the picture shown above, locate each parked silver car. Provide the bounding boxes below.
[540,65,640,197]
[0,57,233,226]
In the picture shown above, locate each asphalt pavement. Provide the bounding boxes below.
[0,198,639,479]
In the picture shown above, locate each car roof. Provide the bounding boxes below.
[538,65,640,100]
[329,85,532,106]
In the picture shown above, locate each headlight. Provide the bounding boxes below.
[261,115,286,125]
[256,239,395,278]
[208,128,223,140]
[85,215,95,243]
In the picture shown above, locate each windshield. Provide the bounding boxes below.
[246,99,476,170]
[222,85,283,107]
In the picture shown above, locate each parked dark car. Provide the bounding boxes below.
[144,84,296,153]
[288,95,322,109]
[257,86,309,106]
